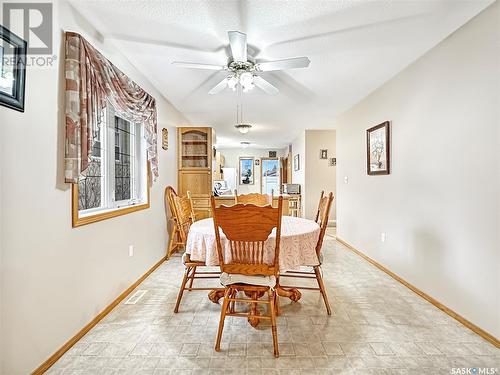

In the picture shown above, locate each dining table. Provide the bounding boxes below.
[186,215,321,309]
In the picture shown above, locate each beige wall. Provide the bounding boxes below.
[336,2,499,339]
[304,130,337,221]
[219,147,286,195]
[291,130,337,220]
[291,131,306,214]
[0,1,188,373]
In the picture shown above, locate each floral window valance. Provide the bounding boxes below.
[64,31,158,183]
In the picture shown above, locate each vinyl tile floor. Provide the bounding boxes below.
[48,230,499,374]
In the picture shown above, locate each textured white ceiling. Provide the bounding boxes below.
[70,0,493,148]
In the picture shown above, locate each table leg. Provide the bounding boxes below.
[248,291,260,327]
[207,284,300,329]
[208,289,225,304]
[276,285,302,302]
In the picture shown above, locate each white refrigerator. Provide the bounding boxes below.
[221,167,237,194]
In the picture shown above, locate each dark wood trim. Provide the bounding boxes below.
[366,121,390,175]
[32,256,167,374]
[336,236,500,349]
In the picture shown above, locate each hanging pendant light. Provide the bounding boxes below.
[234,85,252,134]
[235,124,252,134]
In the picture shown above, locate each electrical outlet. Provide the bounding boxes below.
[381,233,386,243]
[129,245,134,257]
[344,176,349,184]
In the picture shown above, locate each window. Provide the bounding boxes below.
[72,104,149,226]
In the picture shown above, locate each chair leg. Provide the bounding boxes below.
[229,289,237,313]
[174,266,190,313]
[167,226,179,259]
[215,288,231,352]
[188,266,197,290]
[275,292,280,316]
[268,289,279,358]
[314,266,332,315]
[250,291,258,318]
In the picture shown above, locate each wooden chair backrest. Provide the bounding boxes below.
[235,193,272,206]
[186,191,196,222]
[316,192,334,256]
[211,196,283,276]
[165,186,178,222]
[314,190,325,224]
[172,194,194,242]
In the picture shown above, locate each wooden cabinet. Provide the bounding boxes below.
[287,194,301,217]
[177,127,214,219]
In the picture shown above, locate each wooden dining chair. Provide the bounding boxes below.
[165,186,184,259]
[280,192,334,315]
[235,192,272,206]
[186,191,197,222]
[211,196,283,357]
[172,193,221,313]
[314,190,325,223]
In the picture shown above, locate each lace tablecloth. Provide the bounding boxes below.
[186,216,320,271]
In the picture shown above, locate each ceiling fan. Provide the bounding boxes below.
[171,31,311,95]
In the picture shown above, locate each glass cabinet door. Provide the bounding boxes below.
[181,129,209,168]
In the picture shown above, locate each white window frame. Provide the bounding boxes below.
[72,104,150,227]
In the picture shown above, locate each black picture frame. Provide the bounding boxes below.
[0,25,27,112]
[366,121,390,175]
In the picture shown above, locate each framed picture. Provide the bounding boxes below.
[268,151,277,158]
[0,25,27,112]
[293,154,300,171]
[367,121,390,175]
[329,157,336,166]
[239,157,254,185]
[320,149,328,159]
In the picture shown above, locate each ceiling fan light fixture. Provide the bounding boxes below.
[239,72,254,91]
[227,75,238,91]
[242,82,254,92]
[239,71,253,84]
[235,124,252,134]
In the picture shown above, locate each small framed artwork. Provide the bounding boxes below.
[255,159,260,166]
[320,149,328,159]
[161,128,168,150]
[367,121,390,175]
[0,25,27,112]
[329,157,336,166]
[268,151,277,158]
[293,154,300,171]
[239,157,254,185]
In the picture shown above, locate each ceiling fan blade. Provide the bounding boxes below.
[228,31,247,62]
[208,78,228,95]
[253,76,279,95]
[255,57,310,72]
[172,62,226,70]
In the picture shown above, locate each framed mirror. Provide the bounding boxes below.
[0,25,27,112]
